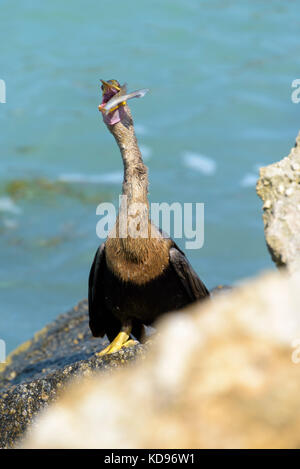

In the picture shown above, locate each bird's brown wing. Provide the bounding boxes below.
[88,243,107,337]
[169,244,210,301]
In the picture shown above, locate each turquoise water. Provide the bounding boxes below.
[0,0,299,353]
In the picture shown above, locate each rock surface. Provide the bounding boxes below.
[21,270,300,449]
[0,300,145,449]
[257,131,300,272]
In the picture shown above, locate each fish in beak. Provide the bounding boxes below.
[99,79,149,125]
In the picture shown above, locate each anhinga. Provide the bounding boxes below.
[88,79,209,355]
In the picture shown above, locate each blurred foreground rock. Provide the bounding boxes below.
[257,131,300,272]
[0,300,145,449]
[22,270,300,449]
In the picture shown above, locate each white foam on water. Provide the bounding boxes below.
[240,163,265,188]
[135,124,148,136]
[253,163,264,172]
[183,151,217,175]
[240,173,258,188]
[58,172,123,184]
[140,145,152,161]
[0,197,22,215]
[2,218,18,229]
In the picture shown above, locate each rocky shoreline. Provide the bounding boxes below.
[0,300,146,448]
[21,269,300,449]
[1,131,300,448]
[257,132,300,272]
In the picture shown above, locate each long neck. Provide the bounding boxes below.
[105,104,168,267]
[107,105,148,205]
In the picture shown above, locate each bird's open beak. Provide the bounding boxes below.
[99,79,124,125]
[100,79,121,94]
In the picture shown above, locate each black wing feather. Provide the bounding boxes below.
[169,245,209,301]
[88,243,106,337]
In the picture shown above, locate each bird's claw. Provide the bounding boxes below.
[96,331,138,357]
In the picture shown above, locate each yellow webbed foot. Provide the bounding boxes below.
[97,331,138,357]
[122,339,138,349]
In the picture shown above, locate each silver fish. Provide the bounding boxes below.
[104,86,149,114]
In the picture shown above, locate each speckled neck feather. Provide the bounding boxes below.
[105,104,171,284]
[106,104,148,205]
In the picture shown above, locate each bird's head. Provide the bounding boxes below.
[98,79,126,126]
[98,79,149,127]
[100,79,120,102]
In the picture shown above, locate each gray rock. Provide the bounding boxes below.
[21,270,300,449]
[0,300,145,448]
[257,131,300,272]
